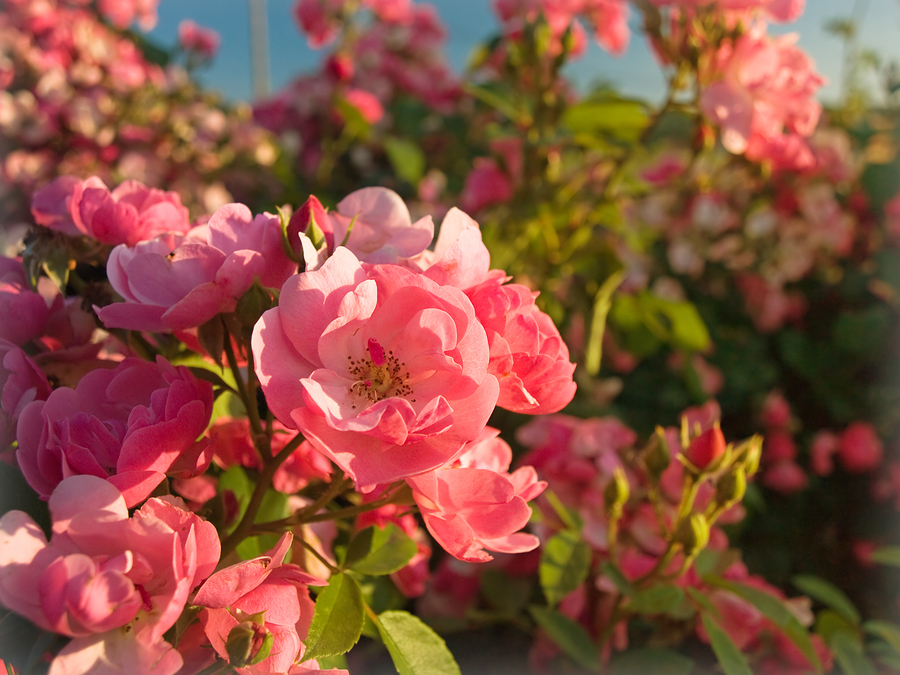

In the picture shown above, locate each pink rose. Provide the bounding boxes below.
[838,421,883,473]
[98,0,159,31]
[460,158,514,214]
[406,428,546,562]
[468,275,577,414]
[0,475,219,675]
[66,176,191,247]
[700,23,824,168]
[407,462,545,562]
[98,203,299,332]
[327,187,434,264]
[0,339,52,450]
[343,89,384,124]
[31,176,82,237]
[16,356,213,507]
[178,19,220,59]
[253,247,499,490]
[0,256,50,346]
[193,533,324,675]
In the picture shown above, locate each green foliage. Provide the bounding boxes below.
[831,629,879,675]
[343,524,419,576]
[539,530,592,607]
[793,575,861,625]
[384,137,426,186]
[302,573,365,663]
[709,578,822,673]
[701,614,754,675]
[527,604,599,671]
[375,611,461,675]
[628,584,686,617]
[607,648,694,675]
[235,489,291,560]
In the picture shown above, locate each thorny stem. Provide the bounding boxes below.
[303,482,408,524]
[219,432,306,559]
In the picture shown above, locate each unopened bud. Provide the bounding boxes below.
[742,435,763,476]
[287,195,332,259]
[643,426,671,480]
[225,616,273,667]
[684,427,727,472]
[604,467,630,515]
[235,280,274,328]
[714,466,746,509]
[674,513,710,557]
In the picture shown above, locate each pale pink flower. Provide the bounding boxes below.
[178,19,220,59]
[838,421,883,473]
[327,187,434,264]
[98,0,159,31]
[31,175,82,237]
[0,475,219,675]
[407,458,546,562]
[16,356,213,507]
[193,533,325,675]
[0,339,52,450]
[98,203,300,332]
[253,247,499,490]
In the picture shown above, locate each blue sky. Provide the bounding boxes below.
[149,0,900,106]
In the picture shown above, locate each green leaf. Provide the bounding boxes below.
[709,578,822,673]
[343,524,418,576]
[481,569,534,614]
[869,546,900,567]
[539,530,591,607]
[563,97,649,142]
[816,609,858,644]
[628,585,685,616]
[607,648,694,675]
[384,137,426,186]
[793,574,861,625]
[528,605,599,671]
[302,573,365,662]
[701,614,753,675]
[831,629,879,675]
[375,610,461,675]
[218,465,252,532]
[599,561,636,597]
[235,489,291,560]
[640,293,711,352]
[864,620,900,655]
[686,586,720,618]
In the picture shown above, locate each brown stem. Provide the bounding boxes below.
[220,432,305,558]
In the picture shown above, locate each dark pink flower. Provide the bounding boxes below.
[838,422,883,473]
[253,247,499,491]
[16,357,213,507]
[343,89,384,124]
[0,339,52,450]
[460,158,514,214]
[68,176,191,247]
[0,257,50,346]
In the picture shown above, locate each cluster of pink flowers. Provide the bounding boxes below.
[629,128,860,333]
[491,0,631,58]
[0,0,277,231]
[0,176,575,672]
[255,0,458,179]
